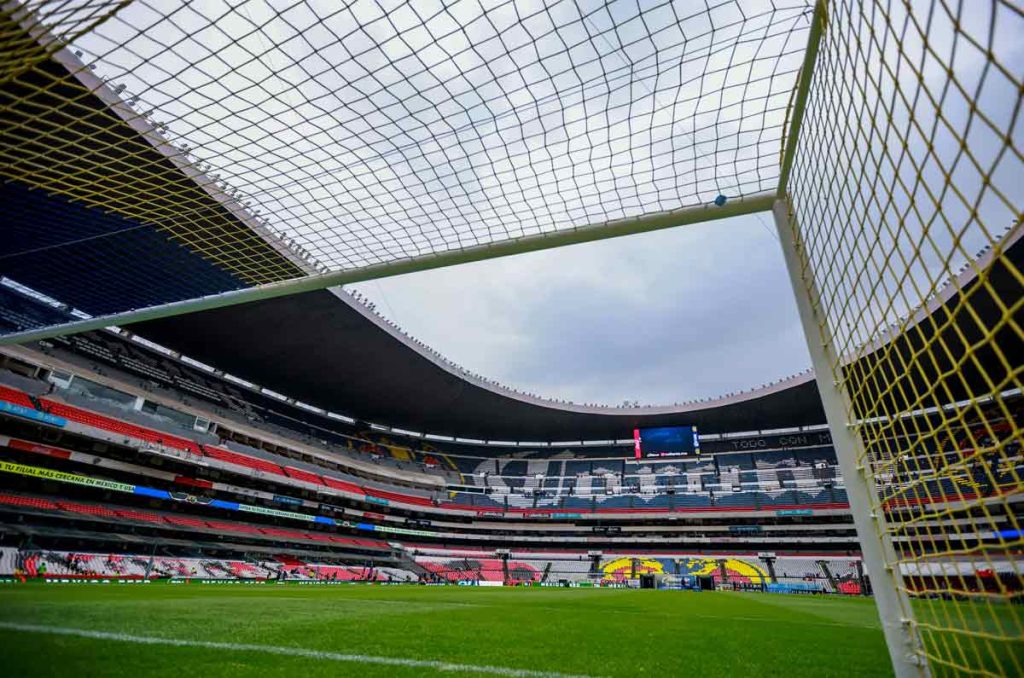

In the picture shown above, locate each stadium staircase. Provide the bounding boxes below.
[388,548,429,578]
[817,560,839,593]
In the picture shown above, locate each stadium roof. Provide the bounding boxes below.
[127,287,827,440]
[126,227,1024,440]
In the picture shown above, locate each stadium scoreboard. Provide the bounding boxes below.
[633,426,700,459]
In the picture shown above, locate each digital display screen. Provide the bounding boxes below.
[633,426,700,459]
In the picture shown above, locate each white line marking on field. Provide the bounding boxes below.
[0,621,599,678]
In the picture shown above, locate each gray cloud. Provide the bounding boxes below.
[351,211,811,405]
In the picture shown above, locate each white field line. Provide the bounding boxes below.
[0,621,601,678]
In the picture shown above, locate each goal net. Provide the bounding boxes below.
[781,1,1023,675]
[0,1,1021,674]
[0,0,808,324]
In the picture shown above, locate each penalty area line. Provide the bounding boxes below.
[0,621,600,678]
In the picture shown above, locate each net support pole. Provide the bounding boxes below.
[772,197,928,678]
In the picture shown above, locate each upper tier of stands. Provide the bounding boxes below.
[3,375,1016,516]
[1,379,857,514]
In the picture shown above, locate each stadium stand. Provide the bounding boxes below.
[0,326,1019,605]
[0,375,865,515]
[2,368,1015,533]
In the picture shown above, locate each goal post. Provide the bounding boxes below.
[774,196,929,677]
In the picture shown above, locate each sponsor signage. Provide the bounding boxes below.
[237,503,315,522]
[5,438,71,459]
[0,464,449,540]
[0,460,134,493]
[404,518,432,528]
[193,579,268,585]
[0,402,66,427]
[775,509,814,517]
[170,491,213,505]
[318,502,345,514]
[365,524,434,537]
[44,578,149,585]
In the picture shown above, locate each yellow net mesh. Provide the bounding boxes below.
[0,3,307,287]
[785,0,1023,674]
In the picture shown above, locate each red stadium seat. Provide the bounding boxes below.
[0,385,35,408]
[365,488,432,506]
[202,445,284,476]
[259,527,304,539]
[0,493,58,510]
[283,466,324,485]
[206,520,261,534]
[57,501,119,517]
[163,515,211,529]
[115,509,163,523]
[39,399,201,453]
[321,476,364,494]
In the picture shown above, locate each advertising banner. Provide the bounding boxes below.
[0,460,134,493]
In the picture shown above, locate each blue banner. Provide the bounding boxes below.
[729,525,763,533]
[0,401,66,427]
[133,486,171,499]
[767,582,823,593]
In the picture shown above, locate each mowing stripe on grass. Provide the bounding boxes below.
[0,622,600,678]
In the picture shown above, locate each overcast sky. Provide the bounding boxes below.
[350,210,812,406]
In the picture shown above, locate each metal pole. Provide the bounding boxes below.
[777,0,827,197]
[0,191,775,347]
[772,197,928,677]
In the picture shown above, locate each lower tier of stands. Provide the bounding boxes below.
[0,544,855,592]
[412,549,866,593]
[0,547,416,581]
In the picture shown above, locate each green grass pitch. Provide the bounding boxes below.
[0,583,903,677]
